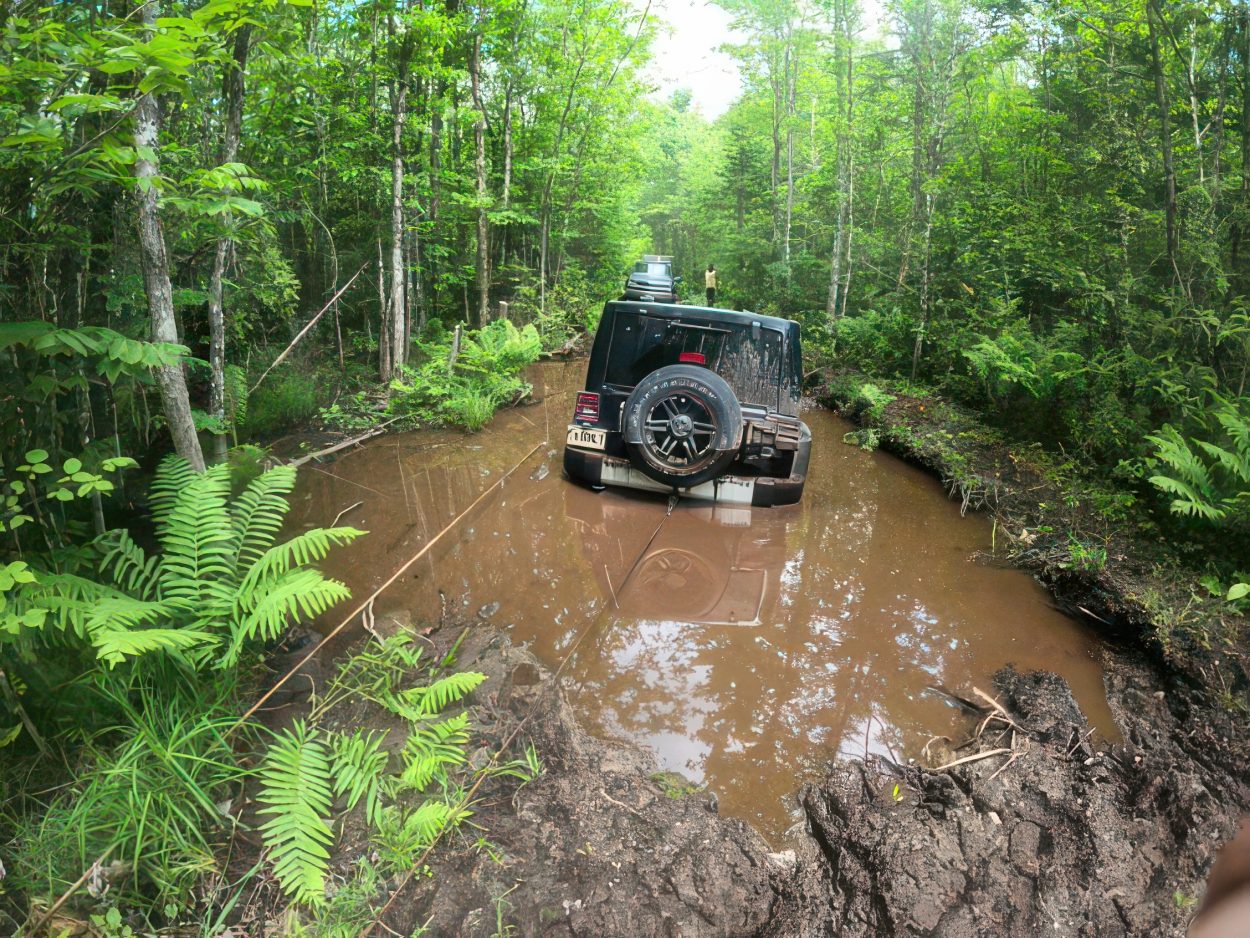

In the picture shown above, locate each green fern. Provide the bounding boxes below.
[238,527,364,597]
[329,729,390,825]
[389,671,486,720]
[148,454,200,534]
[227,568,351,665]
[9,457,361,670]
[230,465,297,567]
[396,712,472,792]
[1148,400,1250,521]
[258,721,335,907]
[371,801,456,873]
[94,626,219,666]
[157,465,237,607]
[97,530,161,597]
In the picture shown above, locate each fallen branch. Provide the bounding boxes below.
[931,747,1013,771]
[286,415,406,468]
[250,263,367,394]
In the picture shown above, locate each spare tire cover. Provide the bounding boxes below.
[622,364,743,488]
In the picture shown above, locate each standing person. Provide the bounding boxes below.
[705,264,717,306]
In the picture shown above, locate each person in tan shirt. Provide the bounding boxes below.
[705,265,717,306]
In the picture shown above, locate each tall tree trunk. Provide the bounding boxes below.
[782,25,798,270]
[385,13,412,378]
[1147,0,1180,281]
[208,24,251,463]
[502,85,513,210]
[470,29,488,328]
[134,1,204,471]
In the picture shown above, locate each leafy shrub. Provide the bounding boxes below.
[835,307,914,374]
[244,370,321,437]
[849,383,896,421]
[390,319,541,431]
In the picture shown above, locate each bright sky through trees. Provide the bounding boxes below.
[651,0,888,116]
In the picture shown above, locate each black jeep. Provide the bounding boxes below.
[622,255,681,303]
[563,300,811,506]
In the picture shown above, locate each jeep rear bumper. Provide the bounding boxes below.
[564,442,808,507]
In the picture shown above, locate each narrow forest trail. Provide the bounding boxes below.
[289,359,1114,844]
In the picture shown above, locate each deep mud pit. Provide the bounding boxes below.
[291,361,1114,844]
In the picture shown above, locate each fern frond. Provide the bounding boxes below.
[329,729,389,825]
[1148,475,1227,519]
[393,672,486,718]
[1195,440,1250,486]
[238,527,365,596]
[96,530,161,599]
[21,573,138,640]
[397,712,471,791]
[158,467,237,606]
[224,570,351,666]
[1214,403,1250,457]
[149,455,201,533]
[371,801,456,871]
[258,721,334,907]
[231,466,297,567]
[93,627,219,666]
[1148,427,1216,494]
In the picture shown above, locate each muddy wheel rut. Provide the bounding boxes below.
[282,359,1248,935]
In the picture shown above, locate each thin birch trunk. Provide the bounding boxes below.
[208,25,251,463]
[134,1,204,471]
[1147,0,1180,283]
[385,13,411,377]
[470,29,488,327]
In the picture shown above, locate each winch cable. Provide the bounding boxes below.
[363,491,684,935]
[235,439,545,728]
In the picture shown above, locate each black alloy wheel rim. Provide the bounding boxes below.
[641,393,717,470]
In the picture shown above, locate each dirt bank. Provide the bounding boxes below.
[294,611,1248,936]
[803,658,1249,936]
[296,621,829,937]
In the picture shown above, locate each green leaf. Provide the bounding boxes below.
[1227,583,1250,602]
[63,458,83,474]
[258,722,334,907]
[24,449,48,464]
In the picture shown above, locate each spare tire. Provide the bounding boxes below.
[622,364,743,488]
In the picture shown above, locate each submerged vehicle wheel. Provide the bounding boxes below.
[623,365,742,488]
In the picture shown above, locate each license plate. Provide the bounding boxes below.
[566,425,606,450]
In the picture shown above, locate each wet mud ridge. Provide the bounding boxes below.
[801,660,1249,936]
[354,622,1249,937]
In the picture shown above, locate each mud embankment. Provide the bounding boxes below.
[327,615,1247,937]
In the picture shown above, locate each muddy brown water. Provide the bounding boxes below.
[291,359,1114,844]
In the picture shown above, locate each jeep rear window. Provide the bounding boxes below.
[632,262,670,276]
[603,313,786,409]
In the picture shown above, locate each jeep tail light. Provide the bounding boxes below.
[574,391,600,422]
[679,351,706,365]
